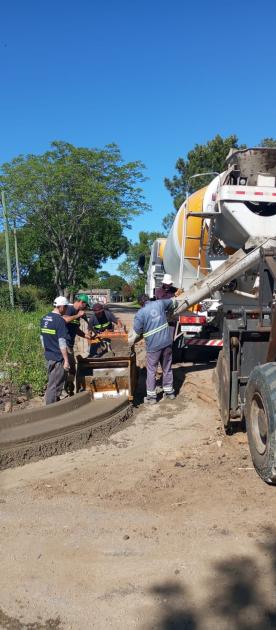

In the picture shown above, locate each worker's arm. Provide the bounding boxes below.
[164,297,179,310]
[63,310,85,323]
[57,318,70,369]
[163,298,174,312]
[87,316,99,338]
[128,328,142,345]
[133,310,144,335]
[105,310,123,329]
[128,310,144,345]
[58,338,70,370]
[102,310,124,331]
[75,327,92,340]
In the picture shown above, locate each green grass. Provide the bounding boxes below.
[0,309,48,395]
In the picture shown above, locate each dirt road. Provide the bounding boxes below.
[1,361,276,629]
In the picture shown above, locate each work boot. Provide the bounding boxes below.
[59,392,69,400]
[163,392,176,400]
[144,396,157,405]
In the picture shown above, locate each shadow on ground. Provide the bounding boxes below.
[144,527,276,629]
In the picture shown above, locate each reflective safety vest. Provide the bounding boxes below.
[41,327,56,334]
[143,322,168,338]
[94,321,111,331]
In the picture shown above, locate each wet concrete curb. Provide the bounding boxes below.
[0,395,133,470]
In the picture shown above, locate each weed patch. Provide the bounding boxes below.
[0,309,47,397]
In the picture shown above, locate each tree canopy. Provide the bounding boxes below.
[260,138,276,148]
[118,230,164,296]
[0,141,149,296]
[164,134,243,212]
[86,270,127,292]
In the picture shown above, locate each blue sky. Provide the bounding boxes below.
[1,0,276,274]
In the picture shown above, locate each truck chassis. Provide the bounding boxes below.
[216,247,276,482]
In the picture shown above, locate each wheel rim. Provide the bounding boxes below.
[250,393,268,455]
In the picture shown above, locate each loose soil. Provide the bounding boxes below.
[1,365,276,629]
[1,307,276,629]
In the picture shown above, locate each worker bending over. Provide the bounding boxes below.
[40,297,70,405]
[88,303,123,335]
[63,293,92,395]
[130,294,177,405]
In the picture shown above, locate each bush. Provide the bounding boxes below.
[0,286,12,310]
[0,309,47,395]
[0,285,51,312]
[16,287,37,311]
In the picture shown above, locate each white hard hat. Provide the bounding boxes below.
[53,296,69,307]
[163,274,173,285]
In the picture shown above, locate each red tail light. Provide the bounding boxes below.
[179,315,206,325]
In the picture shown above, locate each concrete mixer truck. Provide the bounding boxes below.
[145,147,276,483]
[146,178,224,363]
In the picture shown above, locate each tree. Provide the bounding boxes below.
[85,270,126,292]
[259,138,276,147]
[163,135,245,233]
[94,272,126,292]
[0,141,149,296]
[97,271,111,284]
[0,221,60,297]
[122,283,134,301]
[0,232,8,280]
[118,230,164,297]
[100,274,125,292]
[162,211,177,234]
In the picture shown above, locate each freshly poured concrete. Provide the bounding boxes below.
[0,393,131,469]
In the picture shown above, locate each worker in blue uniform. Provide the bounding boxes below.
[129,294,177,405]
[40,296,70,405]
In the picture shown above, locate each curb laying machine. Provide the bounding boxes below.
[76,331,137,402]
[172,147,276,483]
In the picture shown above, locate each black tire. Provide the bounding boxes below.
[245,363,276,484]
[215,350,232,434]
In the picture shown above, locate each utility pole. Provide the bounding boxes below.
[1,191,14,307]
[13,220,20,287]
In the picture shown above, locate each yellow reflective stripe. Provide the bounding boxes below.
[143,323,168,338]
[41,329,56,334]
[94,322,110,329]
[71,320,79,325]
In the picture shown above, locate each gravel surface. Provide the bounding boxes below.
[1,364,276,629]
[1,306,276,629]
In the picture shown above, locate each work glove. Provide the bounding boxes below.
[128,328,142,346]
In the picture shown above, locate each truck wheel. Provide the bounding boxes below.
[245,364,276,484]
[215,350,232,434]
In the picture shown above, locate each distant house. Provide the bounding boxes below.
[77,288,123,305]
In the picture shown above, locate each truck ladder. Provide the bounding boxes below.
[178,172,221,289]
[178,206,216,288]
